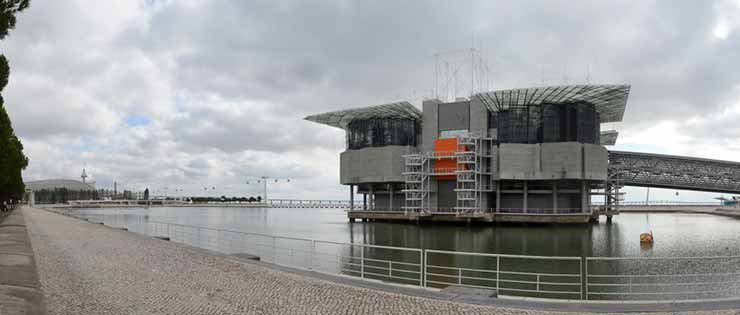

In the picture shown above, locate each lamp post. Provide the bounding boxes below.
[246,176,291,204]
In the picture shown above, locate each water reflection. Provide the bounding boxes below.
[68,207,740,258]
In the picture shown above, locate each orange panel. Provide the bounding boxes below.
[434,138,458,155]
[433,138,463,180]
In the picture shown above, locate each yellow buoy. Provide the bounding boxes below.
[640,231,654,244]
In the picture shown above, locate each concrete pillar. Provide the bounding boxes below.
[552,182,558,214]
[349,185,354,211]
[523,181,528,213]
[495,181,500,213]
[581,181,588,213]
[389,184,393,212]
[363,194,367,211]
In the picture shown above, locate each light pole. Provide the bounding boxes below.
[645,187,650,205]
[246,176,291,204]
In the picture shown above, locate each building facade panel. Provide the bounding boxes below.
[583,143,608,180]
[540,142,583,179]
[340,145,416,184]
[437,101,470,132]
[498,143,540,179]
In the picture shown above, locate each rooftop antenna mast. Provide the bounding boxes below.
[433,46,490,102]
[81,164,88,184]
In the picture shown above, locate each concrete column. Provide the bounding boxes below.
[523,181,528,213]
[349,185,354,211]
[389,184,394,211]
[552,182,558,214]
[363,193,367,211]
[581,181,588,213]
[495,181,500,213]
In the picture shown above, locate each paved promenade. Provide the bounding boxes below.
[23,207,740,315]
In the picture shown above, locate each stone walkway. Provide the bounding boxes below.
[23,207,739,315]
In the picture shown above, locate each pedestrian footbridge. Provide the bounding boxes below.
[608,151,740,194]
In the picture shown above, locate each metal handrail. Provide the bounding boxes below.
[54,208,740,302]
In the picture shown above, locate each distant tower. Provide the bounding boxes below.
[81,168,88,183]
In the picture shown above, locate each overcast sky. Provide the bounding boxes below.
[3,0,740,201]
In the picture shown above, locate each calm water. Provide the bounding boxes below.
[68,207,740,258]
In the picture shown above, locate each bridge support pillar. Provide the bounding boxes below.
[349,185,354,211]
[523,181,528,214]
[389,184,393,212]
[552,182,558,213]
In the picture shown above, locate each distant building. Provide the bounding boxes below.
[25,179,96,191]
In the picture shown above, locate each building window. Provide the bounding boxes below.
[346,119,419,150]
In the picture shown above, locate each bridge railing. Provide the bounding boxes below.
[593,201,722,207]
[268,199,363,208]
[50,208,740,303]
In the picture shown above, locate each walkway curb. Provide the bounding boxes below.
[0,208,47,315]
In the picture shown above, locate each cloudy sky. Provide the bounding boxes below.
[3,0,740,201]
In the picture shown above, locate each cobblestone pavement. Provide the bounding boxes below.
[23,207,740,315]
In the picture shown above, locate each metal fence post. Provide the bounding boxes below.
[360,245,365,279]
[273,236,277,264]
[582,256,588,300]
[310,240,315,271]
[422,250,427,287]
[496,255,500,292]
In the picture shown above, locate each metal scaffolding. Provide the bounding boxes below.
[454,133,494,213]
[402,153,431,213]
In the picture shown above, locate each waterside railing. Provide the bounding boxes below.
[49,208,740,303]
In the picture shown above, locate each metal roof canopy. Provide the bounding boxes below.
[600,130,619,146]
[304,101,421,130]
[473,84,631,123]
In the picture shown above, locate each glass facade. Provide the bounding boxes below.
[496,102,600,144]
[346,119,419,149]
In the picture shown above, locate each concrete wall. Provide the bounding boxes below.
[497,142,607,180]
[469,97,490,136]
[541,142,583,179]
[422,99,440,152]
[372,192,405,211]
[340,145,416,184]
[436,180,456,211]
[583,143,608,180]
[437,101,470,132]
[498,143,539,179]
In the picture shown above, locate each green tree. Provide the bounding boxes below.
[0,0,29,204]
[143,188,149,200]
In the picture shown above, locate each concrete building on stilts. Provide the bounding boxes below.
[305,84,630,224]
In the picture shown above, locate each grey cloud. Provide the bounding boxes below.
[5,0,740,201]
